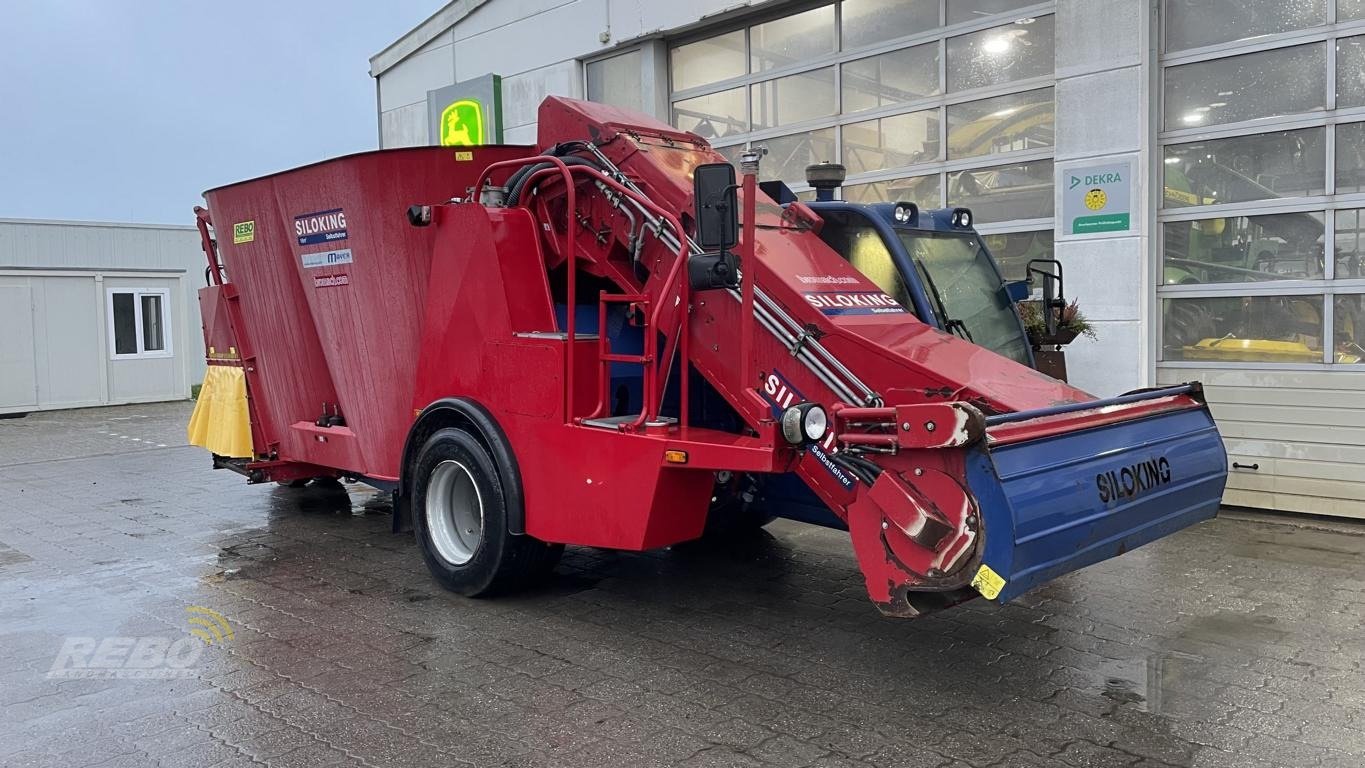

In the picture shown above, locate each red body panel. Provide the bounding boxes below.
[202,146,531,479]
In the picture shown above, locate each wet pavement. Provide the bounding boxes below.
[2,402,1364,768]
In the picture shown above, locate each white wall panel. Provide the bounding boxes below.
[1060,320,1144,397]
[454,2,601,82]
[500,61,581,130]
[1055,67,1143,161]
[381,102,431,148]
[1053,236,1143,322]
[0,283,37,410]
[378,43,456,112]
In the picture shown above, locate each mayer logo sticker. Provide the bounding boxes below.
[803,291,907,316]
[301,248,352,269]
[294,208,348,246]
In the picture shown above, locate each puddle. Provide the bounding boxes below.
[1093,651,1206,715]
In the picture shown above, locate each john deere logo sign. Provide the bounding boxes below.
[427,74,503,148]
[440,100,484,146]
[1062,159,1134,235]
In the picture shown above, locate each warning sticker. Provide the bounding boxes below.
[970,564,1007,600]
[232,221,255,244]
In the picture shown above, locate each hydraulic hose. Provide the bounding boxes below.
[506,154,601,206]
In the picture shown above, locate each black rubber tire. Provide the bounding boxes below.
[276,479,309,488]
[411,428,561,596]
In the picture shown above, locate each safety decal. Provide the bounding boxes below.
[294,208,348,246]
[301,248,352,269]
[232,221,255,244]
[803,291,907,316]
[313,274,350,288]
[454,151,474,161]
[757,370,854,489]
[970,564,1006,600]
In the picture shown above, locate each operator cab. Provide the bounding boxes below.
[808,202,1032,365]
[765,164,1035,366]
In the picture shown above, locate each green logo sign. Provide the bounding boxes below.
[440,100,484,147]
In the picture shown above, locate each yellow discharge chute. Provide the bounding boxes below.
[187,365,253,458]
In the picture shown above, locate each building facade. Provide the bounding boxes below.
[372,0,1365,518]
[0,219,207,415]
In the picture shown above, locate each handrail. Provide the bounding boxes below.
[472,156,580,424]
[984,384,1198,427]
[479,160,692,430]
[193,206,223,286]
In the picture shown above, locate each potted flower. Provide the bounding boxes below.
[1016,299,1096,381]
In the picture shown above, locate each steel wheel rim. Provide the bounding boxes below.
[425,460,484,566]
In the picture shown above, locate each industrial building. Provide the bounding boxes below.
[0,219,207,415]
[363,0,1363,519]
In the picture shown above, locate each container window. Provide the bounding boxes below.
[1162,128,1327,208]
[757,128,838,183]
[1163,0,1326,53]
[673,87,747,140]
[1162,212,1325,285]
[1339,36,1365,109]
[141,294,165,352]
[842,110,941,175]
[981,229,1054,281]
[947,158,1054,223]
[947,0,1039,26]
[112,293,137,356]
[946,16,1054,93]
[751,67,837,130]
[1336,121,1365,195]
[841,175,941,207]
[1337,209,1365,280]
[841,44,941,113]
[842,0,939,49]
[1164,44,1325,131]
[750,5,836,72]
[946,87,1053,160]
[586,50,644,113]
[1334,295,1365,363]
[1162,295,1325,362]
[107,289,171,359]
[671,30,745,91]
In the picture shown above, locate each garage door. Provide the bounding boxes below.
[1156,2,1365,518]
[657,0,1059,281]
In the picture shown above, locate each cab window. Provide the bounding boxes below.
[816,211,913,311]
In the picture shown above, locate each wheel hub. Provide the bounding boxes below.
[426,460,484,566]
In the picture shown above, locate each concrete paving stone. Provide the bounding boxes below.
[4,402,1365,768]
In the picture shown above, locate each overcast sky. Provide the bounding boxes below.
[0,1,440,225]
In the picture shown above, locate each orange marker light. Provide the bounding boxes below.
[663,450,689,464]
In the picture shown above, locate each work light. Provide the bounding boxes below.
[781,402,829,446]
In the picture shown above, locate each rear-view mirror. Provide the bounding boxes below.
[693,162,738,251]
[1027,259,1066,337]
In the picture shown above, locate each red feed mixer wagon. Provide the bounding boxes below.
[188,97,1227,617]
